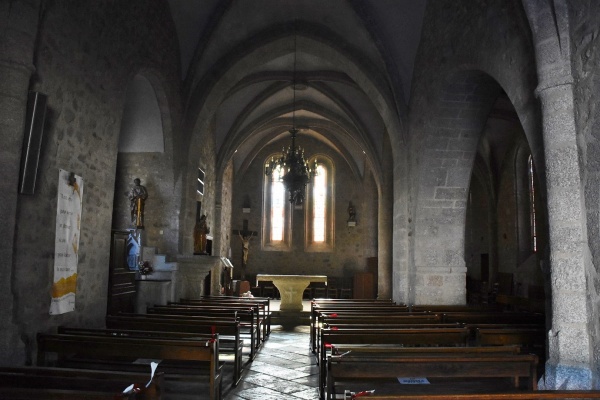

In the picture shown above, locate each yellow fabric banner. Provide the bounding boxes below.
[50,169,83,315]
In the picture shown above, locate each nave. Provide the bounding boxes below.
[224,325,318,400]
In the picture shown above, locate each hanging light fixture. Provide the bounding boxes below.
[265,29,317,205]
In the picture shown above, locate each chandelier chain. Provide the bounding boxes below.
[264,23,317,205]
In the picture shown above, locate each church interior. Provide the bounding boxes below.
[2,0,600,397]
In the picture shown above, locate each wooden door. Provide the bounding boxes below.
[107,230,137,315]
[353,272,374,299]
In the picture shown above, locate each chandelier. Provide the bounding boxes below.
[264,31,317,205]
[265,127,317,205]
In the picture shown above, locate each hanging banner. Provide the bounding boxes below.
[50,169,83,315]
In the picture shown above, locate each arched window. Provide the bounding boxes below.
[312,165,327,242]
[270,166,285,242]
[262,159,291,250]
[528,155,537,252]
[306,157,334,251]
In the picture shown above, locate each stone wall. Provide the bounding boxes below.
[568,0,600,385]
[230,135,378,281]
[406,0,540,305]
[8,0,181,365]
[112,152,182,256]
[180,117,218,256]
[0,0,41,367]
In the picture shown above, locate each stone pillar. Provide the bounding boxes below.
[0,0,40,365]
[523,0,594,389]
[378,134,394,299]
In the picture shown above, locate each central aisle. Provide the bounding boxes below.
[224,324,319,400]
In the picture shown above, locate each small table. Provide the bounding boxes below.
[256,274,327,312]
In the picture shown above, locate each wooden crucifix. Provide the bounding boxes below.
[232,219,258,280]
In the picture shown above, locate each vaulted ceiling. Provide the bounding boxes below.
[168,0,427,180]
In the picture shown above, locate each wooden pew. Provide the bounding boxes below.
[106,314,245,383]
[409,304,504,313]
[476,328,546,347]
[0,366,164,400]
[318,327,470,397]
[496,294,545,313]
[61,324,244,387]
[37,332,222,400]
[476,327,546,367]
[178,299,269,341]
[147,305,261,358]
[193,296,272,337]
[344,392,600,399]
[331,344,522,357]
[317,314,441,345]
[176,298,268,331]
[148,304,261,355]
[310,299,397,340]
[326,353,539,400]
[442,312,545,325]
[310,306,416,351]
[155,302,263,343]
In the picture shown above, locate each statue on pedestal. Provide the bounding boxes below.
[194,214,210,254]
[129,178,148,229]
[347,201,356,222]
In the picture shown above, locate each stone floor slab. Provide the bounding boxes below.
[224,321,318,400]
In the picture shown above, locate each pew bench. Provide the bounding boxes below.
[311,308,423,351]
[343,391,600,399]
[318,327,470,397]
[174,299,267,336]
[441,312,545,325]
[326,353,539,400]
[154,303,263,342]
[37,332,222,400]
[315,314,442,352]
[330,344,523,357]
[178,300,268,343]
[147,305,262,358]
[476,327,547,371]
[61,324,244,387]
[192,296,272,337]
[409,304,503,313]
[0,366,164,400]
[317,322,456,355]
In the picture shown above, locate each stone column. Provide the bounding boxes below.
[378,133,394,299]
[0,0,40,365]
[523,0,594,389]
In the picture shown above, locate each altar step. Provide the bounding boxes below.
[140,247,178,280]
[270,310,311,326]
[267,299,311,326]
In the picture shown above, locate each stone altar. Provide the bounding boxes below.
[257,274,327,312]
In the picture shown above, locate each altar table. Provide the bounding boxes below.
[256,274,327,312]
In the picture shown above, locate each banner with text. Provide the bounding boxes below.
[50,169,83,315]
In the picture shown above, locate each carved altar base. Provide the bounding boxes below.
[257,274,327,312]
[176,255,224,298]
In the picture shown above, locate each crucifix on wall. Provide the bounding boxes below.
[232,219,257,280]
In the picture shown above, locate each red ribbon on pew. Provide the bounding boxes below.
[206,327,217,345]
[330,313,338,318]
[331,326,338,330]
[352,390,375,398]
[325,342,332,348]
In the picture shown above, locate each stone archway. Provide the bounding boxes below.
[411,70,502,305]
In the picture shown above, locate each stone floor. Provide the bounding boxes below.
[223,324,319,400]
[157,300,318,399]
[224,300,319,400]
